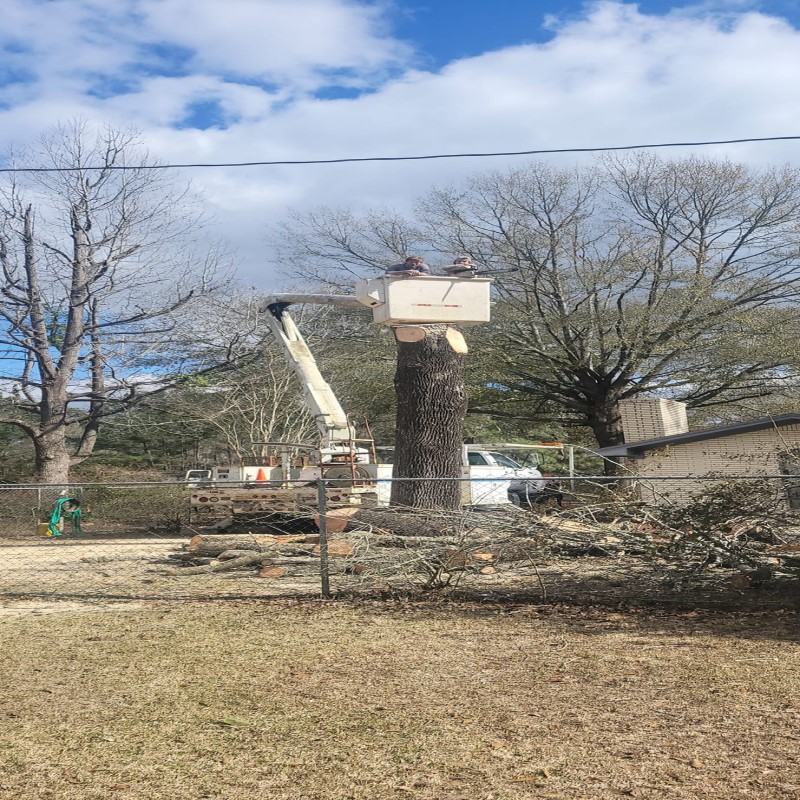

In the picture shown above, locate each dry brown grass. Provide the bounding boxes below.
[0,600,798,800]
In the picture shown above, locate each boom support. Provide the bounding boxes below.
[264,300,355,452]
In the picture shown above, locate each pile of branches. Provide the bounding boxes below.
[547,480,800,590]
[165,482,800,596]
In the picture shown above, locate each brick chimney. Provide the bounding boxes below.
[618,399,689,443]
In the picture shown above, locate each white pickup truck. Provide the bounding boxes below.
[464,448,548,506]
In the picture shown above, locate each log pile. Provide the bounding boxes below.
[165,508,534,588]
[165,533,330,578]
[167,505,652,584]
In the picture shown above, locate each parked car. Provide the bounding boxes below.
[465,450,550,505]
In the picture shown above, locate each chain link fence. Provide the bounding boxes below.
[0,475,799,604]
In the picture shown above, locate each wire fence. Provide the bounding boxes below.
[0,474,799,604]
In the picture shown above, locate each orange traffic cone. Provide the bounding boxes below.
[255,468,267,482]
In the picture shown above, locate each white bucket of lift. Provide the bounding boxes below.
[355,276,492,326]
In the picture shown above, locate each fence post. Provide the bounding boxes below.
[316,478,331,598]
[568,446,575,495]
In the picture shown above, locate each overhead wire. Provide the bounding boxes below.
[0,135,798,173]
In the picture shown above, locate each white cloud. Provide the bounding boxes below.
[2,2,800,284]
[137,0,410,86]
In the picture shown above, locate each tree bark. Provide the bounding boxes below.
[586,397,625,476]
[186,534,311,557]
[34,426,73,485]
[352,507,464,539]
[390,325,468,509]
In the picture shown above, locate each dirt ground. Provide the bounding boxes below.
[2,530,800,612]
[0,600,798,800]
[0,536,321,599]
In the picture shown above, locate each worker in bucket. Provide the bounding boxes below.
[385,256,431,277]
[444,256,479,277]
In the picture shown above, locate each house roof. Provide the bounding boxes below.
[596,413,800,459]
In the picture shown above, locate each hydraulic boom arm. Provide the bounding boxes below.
[263,299,356,452]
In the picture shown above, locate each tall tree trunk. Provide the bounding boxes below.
[390,325,468,509]
[586,397,625,476]
[34,427,72,485]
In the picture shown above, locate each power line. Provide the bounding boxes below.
[0,134,798,173]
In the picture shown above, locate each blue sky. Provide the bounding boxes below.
[2,0,800,282]
[397,0,800,70]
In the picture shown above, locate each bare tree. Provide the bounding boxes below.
[425,156,800,449]
[275,207,423,289]
[0,121,232,483]
[174,349,317,461]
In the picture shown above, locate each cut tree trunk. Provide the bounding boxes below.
[185,534,311,557]
[167,552,267,575]
[391,325,468,509]
[351,508,462,540]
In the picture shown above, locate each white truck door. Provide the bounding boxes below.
[465,452,512,505]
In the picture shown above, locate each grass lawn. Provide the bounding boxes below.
[0,600,798,799]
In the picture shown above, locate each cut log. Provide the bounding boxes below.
[445,327,468,354]
[217,549,260,560]
[185,534,308,557]
[313,507,360,533]
[167,552,266,576]
[393,326,427,343]
[312,539,355,557]
[258,566,288,579]
[167,549,321,577]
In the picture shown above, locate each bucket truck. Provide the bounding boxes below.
[188,276,565,520]
[188,292,378,519]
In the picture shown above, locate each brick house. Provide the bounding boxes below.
[595,399,800,506]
